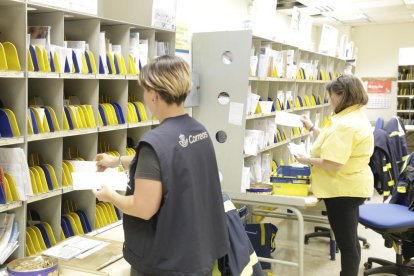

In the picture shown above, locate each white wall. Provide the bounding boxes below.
[177,0,322,52]
[352,23,414,77]
[176,0,250,33]
[352,22,414,122]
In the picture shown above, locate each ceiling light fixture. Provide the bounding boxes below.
[315,5,335,13]
[403,0,414,5]
[26,7,37,11]
[333,13,367,22]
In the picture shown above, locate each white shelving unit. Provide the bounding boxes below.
[0,0,175,261]
[192,30,350,195]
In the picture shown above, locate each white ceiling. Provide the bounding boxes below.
[277,0,414,26]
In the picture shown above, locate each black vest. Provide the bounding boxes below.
[123,114,229,275]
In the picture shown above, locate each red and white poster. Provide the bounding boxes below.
[366,79,392,109]
[367,80,392,94]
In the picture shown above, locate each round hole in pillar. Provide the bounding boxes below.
[217,92,230,105]
[222,51,233,65]
[216,130,227,143]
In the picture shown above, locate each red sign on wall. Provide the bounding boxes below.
[367,80,392,94]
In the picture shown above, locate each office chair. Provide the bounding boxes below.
[359,203,414,275]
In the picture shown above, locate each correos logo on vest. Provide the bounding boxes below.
[178,131,208,148]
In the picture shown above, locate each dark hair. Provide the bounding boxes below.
[326,74,368,114]
[139,55,192,105]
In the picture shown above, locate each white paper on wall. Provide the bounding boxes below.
[228,102,244,126]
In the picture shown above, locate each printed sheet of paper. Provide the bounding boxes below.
[70,161,128,191]
[275,111,303,127]
[42,236,105,261]
[228,102,244,126]
[287,142,307,156]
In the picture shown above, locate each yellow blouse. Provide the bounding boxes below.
[310,105,374,198]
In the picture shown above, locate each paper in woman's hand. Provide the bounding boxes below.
[275,111,303,127]
[288,142,307,156]
[70,161,128,191]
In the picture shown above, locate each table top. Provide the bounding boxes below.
[226,192,320,208]
[59,224,129,276]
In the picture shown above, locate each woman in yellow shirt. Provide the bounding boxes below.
[296,75,374,276]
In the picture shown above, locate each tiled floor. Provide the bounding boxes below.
[263,194,398,276]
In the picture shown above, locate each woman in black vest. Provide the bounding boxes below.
[94,55,229,276]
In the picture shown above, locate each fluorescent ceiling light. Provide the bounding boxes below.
[64,14,75,18]
[26,7,37,11]
[333,13,367,22]
[315,5,335,13]
[404,0,414,4]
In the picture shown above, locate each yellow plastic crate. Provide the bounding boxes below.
[272,183,309,196]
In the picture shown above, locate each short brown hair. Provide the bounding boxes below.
[326,74,368,114]
[139,55,192,105]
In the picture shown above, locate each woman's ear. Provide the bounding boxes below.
[154,91,160,101]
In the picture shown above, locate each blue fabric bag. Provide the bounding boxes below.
[245,223,278,269]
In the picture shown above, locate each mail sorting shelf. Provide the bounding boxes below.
[226,192,329,276]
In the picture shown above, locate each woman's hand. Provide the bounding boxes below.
[95,153,118,172]
[93,185,116,203]
[300,115,314,131]
[294,153,311,165]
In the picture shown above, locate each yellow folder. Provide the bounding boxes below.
[45,106,60,131]
[81,52,89,74]
[35,45,46,72]
[128,54,137,75]
[53,51,61,73]
[88,51,97,74]
[27,49,35,71]
[26,232,36,256]
[44,164,59,189]
[31,226,47,250]
[42,48,51,72]
[3,42,21,71]
[27,227,42,253]
[30,167,44,193]
[3,109,20,136]
[42,222,57,246]
[0,43,8,70]
[106,52,116,74]
[4,173,19,201]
